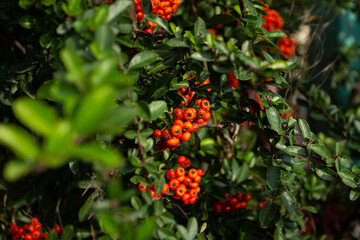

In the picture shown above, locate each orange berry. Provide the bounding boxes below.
[183,177,192,187]
[181,159,191,168]
[30,217,38,226]
[197,169,204,176]
[235,193,243,201]
[134,0,141,5]
[164,7,172,15]
[175,167,185,177]
[177,175,185,183]
[204,111,211,121]
[183,108,196,121]
[170,125,182,138]
[136,12,143,21]
[188,188,198,197]
[229,197,238,207]
[189,182,198,188]
[156,9,164,16]
[196,109,206,119]
[150,189,156,197]
[195,186,201,193]
[169,179,180,190]
[192,122,199,131]
[188,197,197,204]
[156,140,167,151]
[224,192,232,199]
[166,169,176,180]
[180,132,191,142]
[166,137,179,148]
[200,100,210,111]
[138,182,147,191]
[161,183,169,195]
[177,156,187,165]
[196,118,205,125]
[174,119,184,128]
[181,193,190,203]
[193,175,201,183]
[182,121,193,132]
[161,129,172,140]
[188,168,198,179]
[154,129,162,138]
[244,194,251,201]
[175,187,186,197]
[173,108,183,120]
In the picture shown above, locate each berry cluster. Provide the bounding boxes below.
[134,0,181,34]
[9,218,62,240]
[277,37,297,59]
[213,193,251,214]
[179,75,211,107]
[166,156,204,204]
[138,156,204,204]
[261,4,283,32]
[154,100,211,151]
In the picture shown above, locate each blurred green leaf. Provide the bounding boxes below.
[187,217,198,240]
[281,191,295,213]
[79,192,99,222]
[3,160,34,182]
[13,97,58,136]
[74,85,115,135]
[267,166,280,190]
[149,101,167,120]
[0,124,39,160]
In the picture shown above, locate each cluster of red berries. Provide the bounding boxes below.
[277,37,297,59]
[154,100,211,151]
[261,4,283,32]
[213,193,251,214]
[9,218,62,240]
[138,156,204,204]
[134,0,181,34]
[179,75,211,107]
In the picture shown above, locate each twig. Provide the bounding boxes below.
[134,117,145,163]
[173,200,189,220]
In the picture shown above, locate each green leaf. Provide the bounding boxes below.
[78,192,99,222]
[335,142,343,156]
[60,48,85,85]
[74,85,115,135]
[286,60,297,69]
[67,0,84,16]
[147,14,171,33]
[135,218,156,240]
[266,107,283,134]
[281,191,296,213]
[19,15,36,29]
[166,38,190,48]
[259,202,275,227]
[263,30,287,39]
[69,144,123,168]
[13,97,58,136]
[3,160,34,182]
[194,17,207,36]
[316,167,336,181]
[310,144,331,159]
[131,196,142,210]
[91,5,109,28]
[61,225,75,240]
[129,50,159,69]
[210,14,237,24]
[94,25,114,52]
[99,106,137,134]
[285,146,307,158]
[237,69,253,80]
[238,163,249,183]
[267,166,280,190]
[177,225,190,240]
[149,101,167,120]
[106,1,132,24]
[298,119,311,141]
[191,52,214,62]
[350,189,360,201]
[268,60,288,69]
[341,178,357,188]
[243,0,257,15]
[302,206,318,213]
[187,217,198,240]
[125,130,137,140]
[0,124,39,160]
